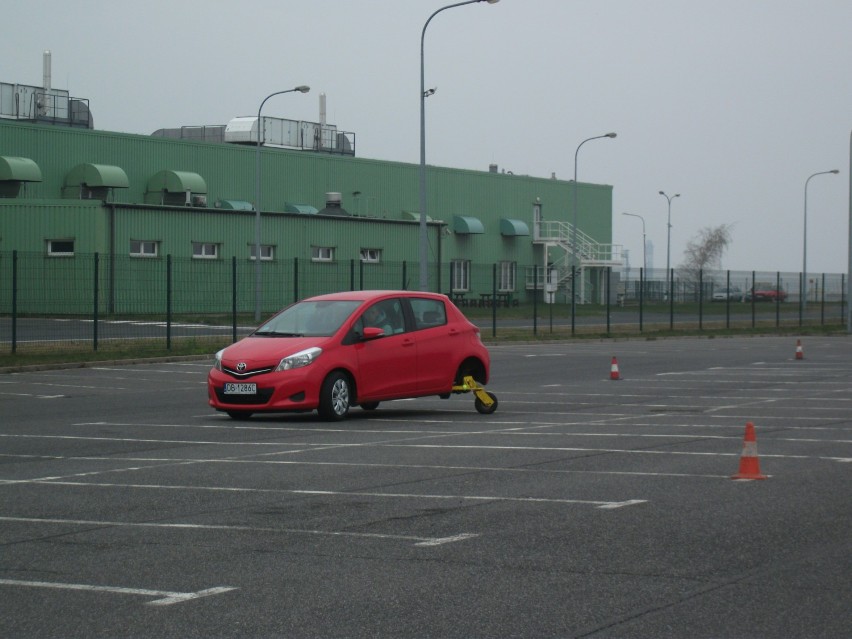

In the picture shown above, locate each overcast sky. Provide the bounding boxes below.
[4,0,851,273]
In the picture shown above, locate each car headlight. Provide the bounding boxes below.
[276,347,322,371]
[213,348,225,371]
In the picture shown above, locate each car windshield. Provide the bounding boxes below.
[253,300,362,337]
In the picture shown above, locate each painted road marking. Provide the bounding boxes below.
[0,578,235,606]
[0,516,479,547]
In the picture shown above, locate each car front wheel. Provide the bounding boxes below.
[318,372,351,421]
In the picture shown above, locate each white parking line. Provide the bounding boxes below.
[5,482,648,510]
[0,578,236,606]
[0,515,478,547]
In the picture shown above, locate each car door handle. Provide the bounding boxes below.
[402,338,415,347]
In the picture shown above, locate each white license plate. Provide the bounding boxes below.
[224,382,257,394]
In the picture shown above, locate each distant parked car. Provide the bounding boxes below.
[745,287,787,302]
[712,287,743,302]
[207,290,492,421]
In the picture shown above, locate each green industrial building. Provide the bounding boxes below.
[0,74,621,316]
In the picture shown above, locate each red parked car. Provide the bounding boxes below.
[745,286,788,302]
[208,290,492,420]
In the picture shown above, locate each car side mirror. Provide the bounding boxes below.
[361,326,385,340]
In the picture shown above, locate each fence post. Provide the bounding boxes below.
[491,263,497,337]
[820,273,825,325]
[639,267,644,332]
[402,261,407,290]
[725,270,731,329]
[775,271,781,328]
[293,257,299,303]
[798,272,803,327]
[533,264,539,337]
[699,269,704,330]
[669,269,674,330]
[231,256,237,342]
[570,265,576,336]
[359,258,364,291]
[350,259,356,291]
[751,270,756,328]
[11,250,18,354]
[166,254,172,350]
[93,253,99,352]
[606,267,611,336]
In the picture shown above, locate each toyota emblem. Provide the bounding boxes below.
[236,362,247,372]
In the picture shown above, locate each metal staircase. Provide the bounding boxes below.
[530,220,623,302]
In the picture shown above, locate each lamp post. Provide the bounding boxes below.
[419,0,499,291]
[255,85,310,321]
[658,190,680,291]
[622,212,647,273]
[571,133,616,311]
[803,169,839,311]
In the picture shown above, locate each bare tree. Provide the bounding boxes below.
[680,224,733,274]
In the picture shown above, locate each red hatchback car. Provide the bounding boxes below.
[208,290,492,420]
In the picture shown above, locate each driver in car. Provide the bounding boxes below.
[363,304,393,334]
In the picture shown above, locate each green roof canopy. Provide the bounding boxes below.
[146,170,207,194]
[401,210,433,222]
[500,218,530,236]
[64,163,129,189]
[284,202,319,214]
[452,215,485,234]
[216,199,255,211]
[0,156,42,182]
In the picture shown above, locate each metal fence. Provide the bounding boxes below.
[1,250,847,354]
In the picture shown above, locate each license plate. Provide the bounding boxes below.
[224,382,257,395]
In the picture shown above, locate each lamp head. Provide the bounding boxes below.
[605,132,617,138]
[485,0,500,4]
[294,85,310,93]
[830,169,839,174]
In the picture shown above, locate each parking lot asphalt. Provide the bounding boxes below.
[1,335,850,638]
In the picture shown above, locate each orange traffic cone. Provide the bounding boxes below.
[795,339,804,360]
[610,356,622,380]
[731,422,767,480]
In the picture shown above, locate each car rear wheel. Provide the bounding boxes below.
[319,371,351,421]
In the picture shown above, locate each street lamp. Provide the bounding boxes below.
[659,190,680,290]
[622,212,647,273]
[803,169,839,310]
[254,85,310,321]
[419,0,499,291]
[571,132,616,311]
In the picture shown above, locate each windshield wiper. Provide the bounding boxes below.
[253,330,303,337]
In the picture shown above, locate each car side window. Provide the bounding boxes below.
[410,298,447,330]
[356,299,405,335]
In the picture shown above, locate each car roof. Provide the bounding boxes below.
[304,290,448,303]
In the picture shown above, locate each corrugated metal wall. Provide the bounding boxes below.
[0,120,614,299]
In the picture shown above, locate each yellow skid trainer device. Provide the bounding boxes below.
[452,375,498,414]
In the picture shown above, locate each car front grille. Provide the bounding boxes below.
[222,366,275,379]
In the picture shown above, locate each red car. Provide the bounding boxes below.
[208,290,492,420]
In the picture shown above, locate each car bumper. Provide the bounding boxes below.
[207,367,324,412]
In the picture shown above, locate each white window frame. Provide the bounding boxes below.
[498,261,516,292]
[249,244,274,261]
[130,240,158,258]
[47,239,75,256]
[359,248,381,263]
[192,242,219,259]
[451,259,470,292]
[312,246,334,262]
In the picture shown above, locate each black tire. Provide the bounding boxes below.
[360,402,380,411]
[227,410,253,420]
[474,392,498,414]
[318,371,351,421]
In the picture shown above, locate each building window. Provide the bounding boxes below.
[192,242,219,259]
[451,259,470,292]
[47,239,75,256]
[360,248,381,263]
[312,246,334,262]
[130,240,158,257]
[250,244,274,261]
[498,261,516,292]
